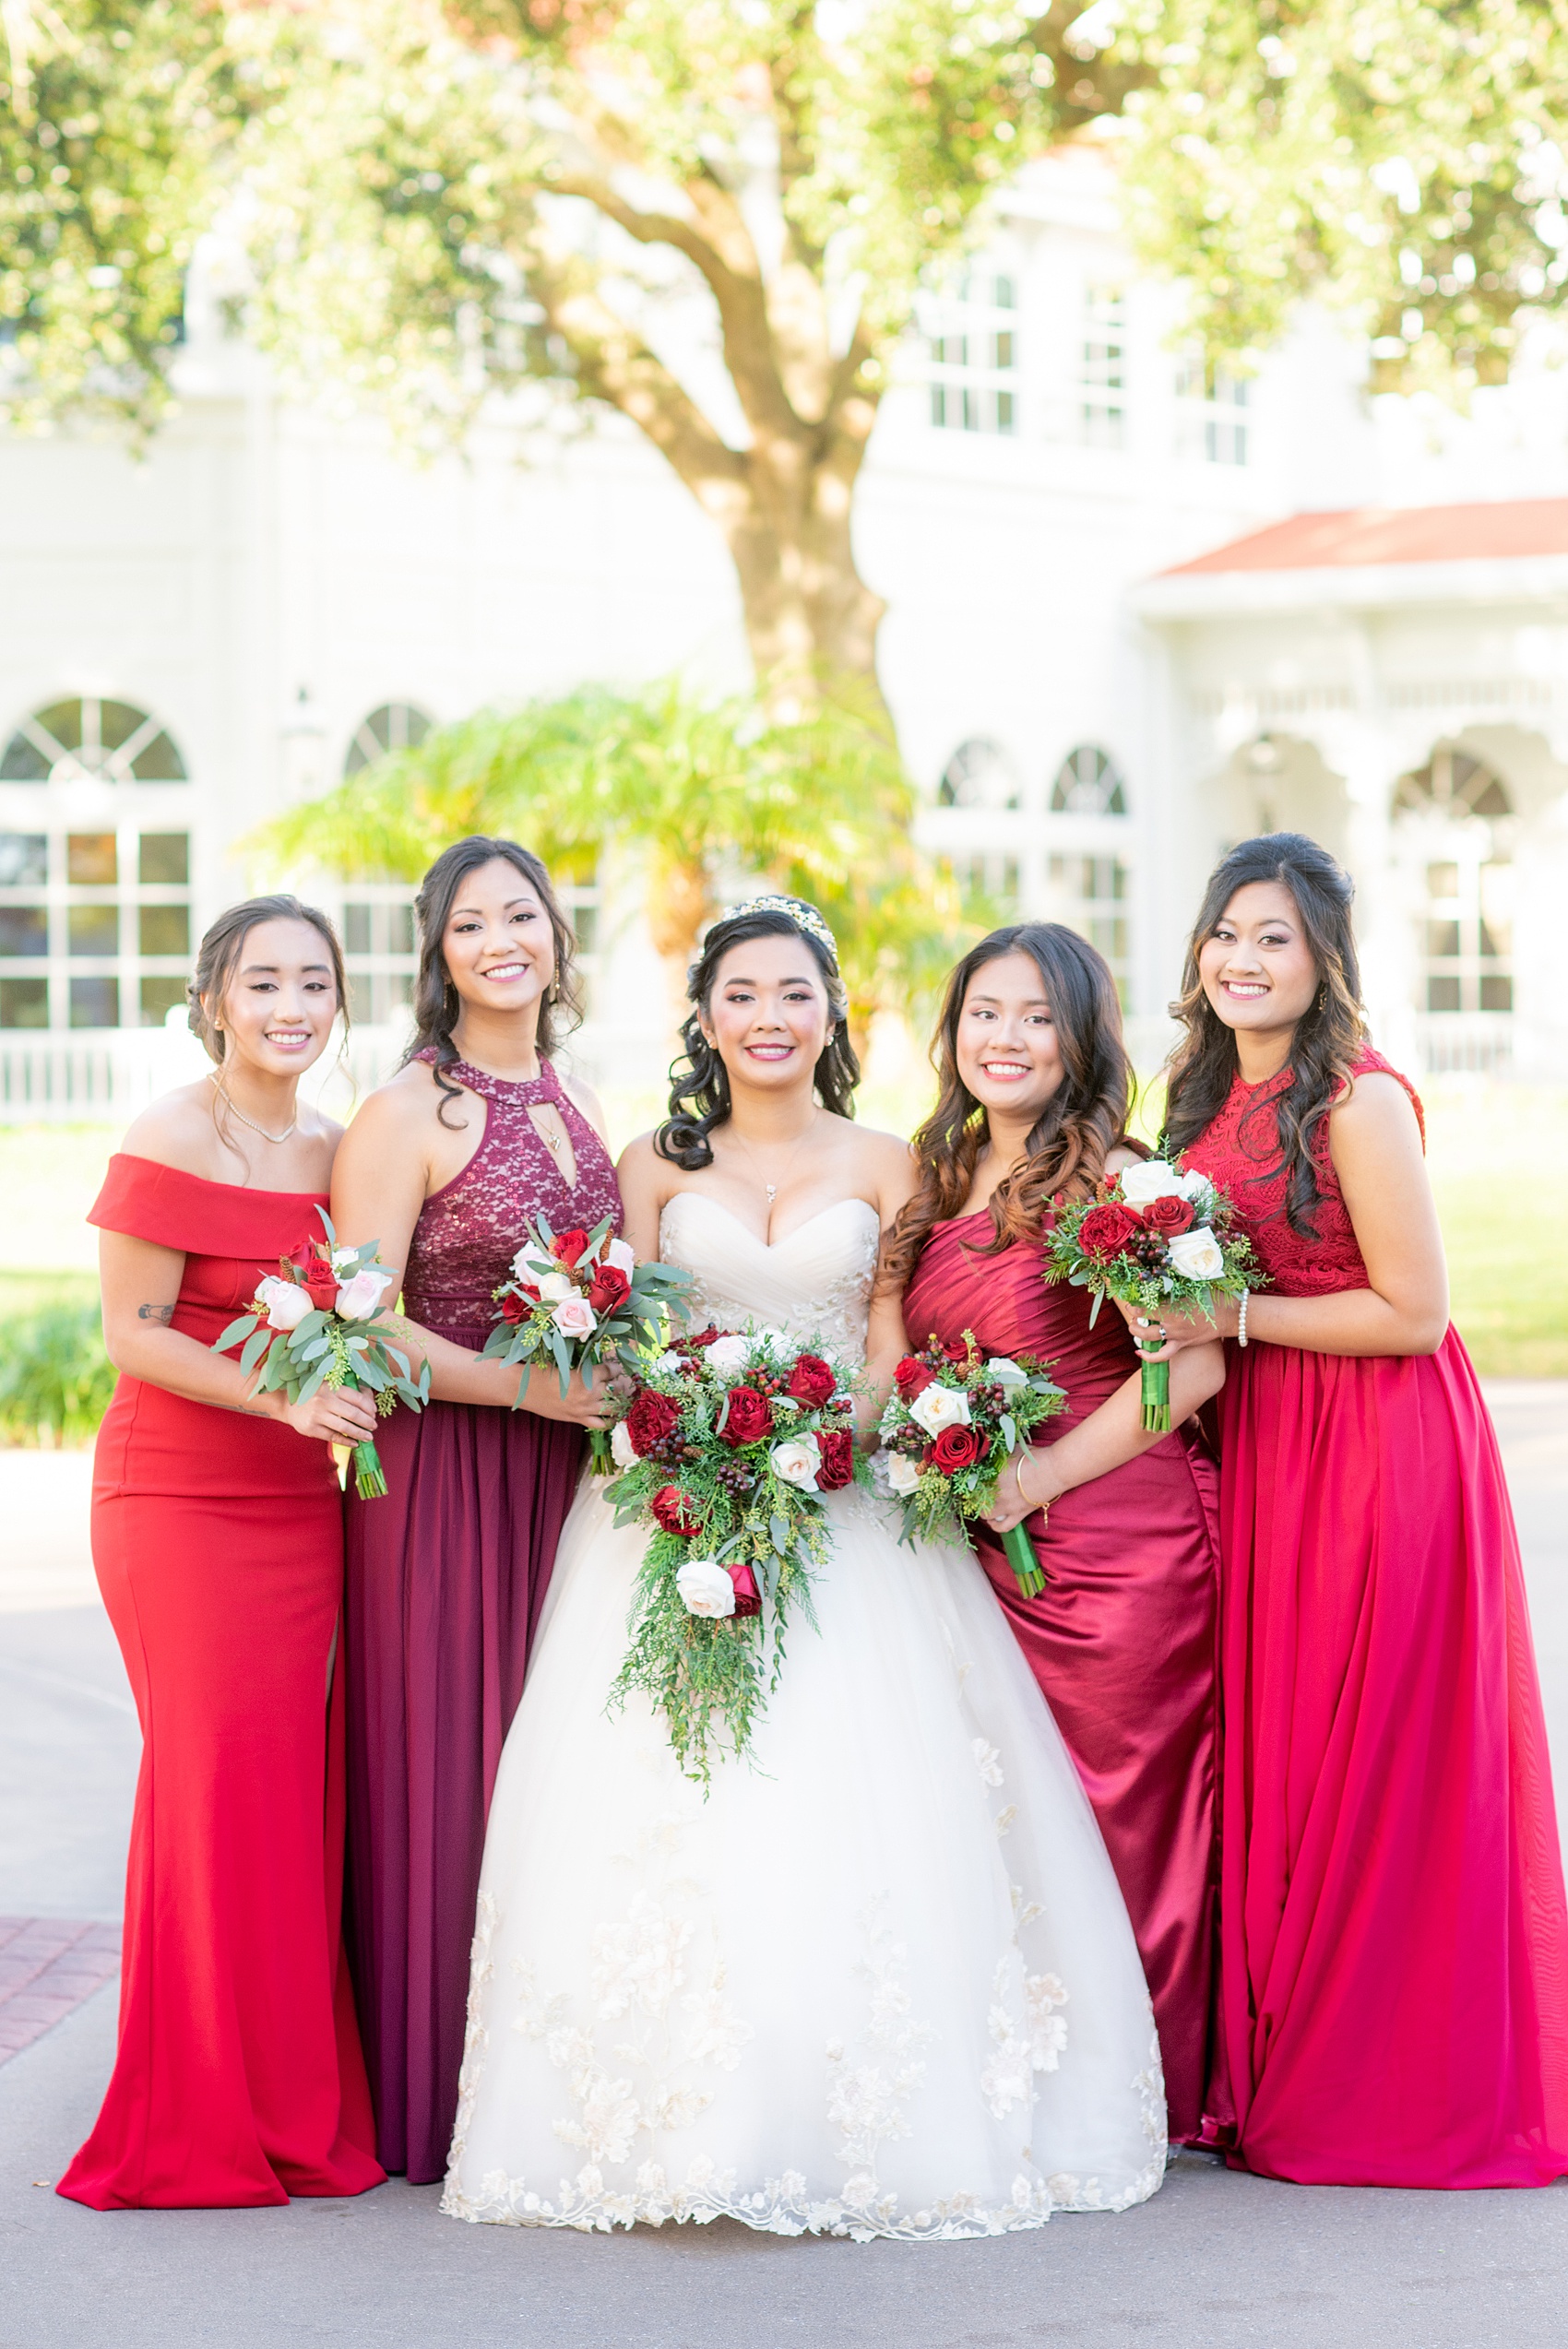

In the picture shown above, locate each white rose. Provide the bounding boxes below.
[335,1265,396,1321]
[885,1452,921,1495]
[602,1235,636,1276]
[983,1357,1028,1390]
[651,1349,685,1376]
[552,1294,598,1339]
[256,1275,313,1332]
[769,1435,823,1492]
[610,1420,637,1470]
[1177,1169,1214,1204]
[536,1271,574,1304]
[705,1334,752,1379]
[512,1245,554,1285]
[1166,1227,1226,1281]
[676,1558,738,1619]
[909,1382,972,1438]
[1119,1159,1187,1207]
[749,1324,791,1358]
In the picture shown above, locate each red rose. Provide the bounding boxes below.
[1142,1193,1195,1237]
[930,1423,983,1475]
[303,1260,339,1312]
[727,1560,762,1618]
[787,1353,837,1408]
[499,1290,532,1325]
[1076,1202,1142,1263]
[650,1485,700,1536]
[895,1357,936,1401]
[719,1386,774,1447]
[814,1429,856,1490]
[588,1263,631,1314]
[626,1390,681,1456]
[683,1325,723,1351]
[552,1228,590,1269]
[941,1337,971,1365]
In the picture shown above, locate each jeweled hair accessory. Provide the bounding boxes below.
[717,893,838,964]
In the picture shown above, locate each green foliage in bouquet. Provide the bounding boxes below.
[603,1326,864,1784]
[876,1332,1065,1598]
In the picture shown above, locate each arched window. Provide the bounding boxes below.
[937,738,1019,811]
[1396,746,1514,1026]
[1050,743,1126,815]
[344,702,433,777]
[1,696,185,784]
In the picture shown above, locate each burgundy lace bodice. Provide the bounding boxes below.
[1182,1045,1424,1299]
[402,1052,622,1344]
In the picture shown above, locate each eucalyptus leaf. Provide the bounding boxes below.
[238,1328,271,1378]
[213,1313,259,1354]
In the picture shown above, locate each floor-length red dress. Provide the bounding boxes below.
[904,1217,1223,2144]
[1185,1047,1568,2187]
[58,1157,384,2211]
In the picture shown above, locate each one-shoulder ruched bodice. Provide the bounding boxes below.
[658,1193,881,1368]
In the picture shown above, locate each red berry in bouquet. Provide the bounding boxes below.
[628,1390,682,1456]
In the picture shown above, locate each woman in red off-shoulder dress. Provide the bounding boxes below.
[891,921,1228,2143]
[58,896,384,2212]
[1143,833,1568,2189]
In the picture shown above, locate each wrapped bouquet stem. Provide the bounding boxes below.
[1045,1159,1262,1433]
[875,1334,1066,1598]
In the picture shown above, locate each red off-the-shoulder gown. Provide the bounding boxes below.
[904,1217,1223,2143]
[1185,1048,1568,2187]
[57,1156,384,2211]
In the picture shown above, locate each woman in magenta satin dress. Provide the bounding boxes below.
[1142,832,1568,2187]
[330,837,620,2183]
[893,923,1228,2143]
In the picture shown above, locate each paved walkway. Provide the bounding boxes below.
[3,1387,1566,2347]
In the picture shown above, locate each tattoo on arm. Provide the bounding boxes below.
[137,1302,176,1324]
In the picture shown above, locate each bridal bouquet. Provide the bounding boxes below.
[213,1209,429,1499]
[1045,1159,1261,1430]
[874,1334,1066,1598]
[602,1322,865,1781]
[481,1214,691,1468]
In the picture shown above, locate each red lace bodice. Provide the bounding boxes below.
[1181,1045,1424,1299]
[402,1053,622,1344]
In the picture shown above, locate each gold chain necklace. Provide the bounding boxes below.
[208,1070,297,1145]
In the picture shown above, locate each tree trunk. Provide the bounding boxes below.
[719,454,889,722]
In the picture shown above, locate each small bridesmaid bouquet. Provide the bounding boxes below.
[1045,1161,1262,1430]
[874,1335,1066,1597]
[213,1210,430,1499]
[481,1215,692,1469]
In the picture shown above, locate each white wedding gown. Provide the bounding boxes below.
[442,1195,1166,2241]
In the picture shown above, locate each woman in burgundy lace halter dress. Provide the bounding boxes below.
[894,924,1228,2144]
[330,837,620,2181]
[1143,834,1568,2188]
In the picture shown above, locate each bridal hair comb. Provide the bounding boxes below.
[718,894,839,963]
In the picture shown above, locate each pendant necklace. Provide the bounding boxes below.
[208,1070,297,1145]
[735,1108,818,1207]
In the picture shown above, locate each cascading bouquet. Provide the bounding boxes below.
[601,1322,865,1781]
[481,1214,692,1467]
[874,1334,1066,1598]
[1044,1158,1262,1430]
[213,1210,430,1499]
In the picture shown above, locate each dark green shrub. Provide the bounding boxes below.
[0,1299,116,1447]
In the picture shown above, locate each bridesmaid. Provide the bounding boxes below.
[892,922,1227,2143]
[331,835,619,2183]
[59,896,384,2209]
[1145,831,1568,2187]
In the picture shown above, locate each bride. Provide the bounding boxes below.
[442,896,1166,2240]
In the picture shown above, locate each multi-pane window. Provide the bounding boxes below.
[1176,360,1251,465]
[1050,854,1131,1001]
[937,738,1020,811]
[1080,290,1127,448]
[1051,743,1127,815]
[0,698,192,1031]
[344,702,434,778]
[1396,748,1514,1018]
[342,892,418,1026]
[928,275,1018,436]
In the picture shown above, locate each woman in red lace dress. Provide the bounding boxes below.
[893,924,1227,2142]
[331,837,620,2184]
[59,896,384,2210]
[1143,832,1568,2188]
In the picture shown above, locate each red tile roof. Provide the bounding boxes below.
[1164,499,1568,575]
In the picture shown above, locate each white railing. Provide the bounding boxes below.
[0,1023,415,1123]
[1414,1014,1515,1077]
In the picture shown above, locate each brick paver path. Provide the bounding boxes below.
[0,1917,120,2066]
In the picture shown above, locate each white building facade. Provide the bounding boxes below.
[4,143,1568,1113]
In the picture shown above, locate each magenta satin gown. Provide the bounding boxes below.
[1185,1046,1568,2187]
[904,1216,1223,2143]
[344,1052,622,2183]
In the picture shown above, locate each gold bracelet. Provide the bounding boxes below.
[1017,1448,1051,1519]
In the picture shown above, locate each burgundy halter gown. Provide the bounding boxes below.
[343,1052,621,2182]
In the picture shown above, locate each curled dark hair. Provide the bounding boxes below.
[189,893,348,1063]
[655,899,861,1169]
[883,923,1132,1293]
[1161,832,1366,1235]
[405,836,582,1128]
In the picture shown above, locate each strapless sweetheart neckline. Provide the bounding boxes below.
[659,1192,880,1254]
